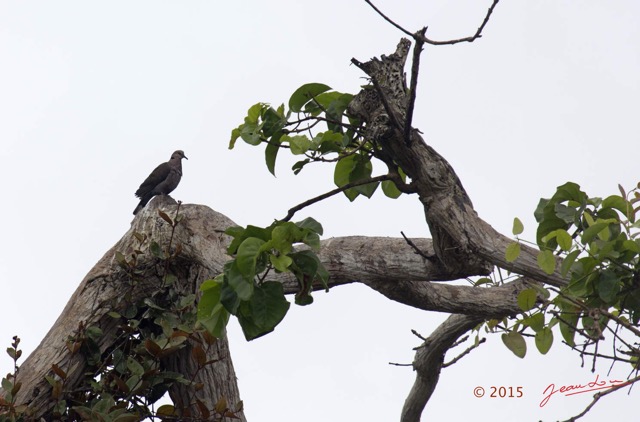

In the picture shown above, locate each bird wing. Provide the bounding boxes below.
[134,162,171,198]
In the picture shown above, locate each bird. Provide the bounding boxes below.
[133,150,188,215]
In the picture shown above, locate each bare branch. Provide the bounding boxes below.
[561,374,640,422]
[402,314,484,422]
[443,337,486,368]
[282,174,397,222]
[418,0,500,46]
[364,0,501,46]
[363,0,414,38]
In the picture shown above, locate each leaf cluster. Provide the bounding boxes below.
[500,182,640,367]
[198,217,328,341]
[229,83,408,202]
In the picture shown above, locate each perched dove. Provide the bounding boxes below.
[133,150,188,215]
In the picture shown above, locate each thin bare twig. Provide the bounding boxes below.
[401,231,436,261]
[443,337,486,368]
[418,0,500,46]
[364,0,500,46]
[282,174,392,222]
[389,362,413,367]
[411,329,427,342]
[561,374,640,422]
[363,0,413,38]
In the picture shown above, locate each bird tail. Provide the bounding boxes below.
[133,194,154,215]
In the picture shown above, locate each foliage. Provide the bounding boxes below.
[197,82,415,343]
[497,182,640,371]
[198,218,327,341]
[229,82,409,201]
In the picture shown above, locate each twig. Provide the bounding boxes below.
[411,329,427,342]
[363,0,413,38]
[418,0,500,46]
[364,0,500,46]
[561,374,640,422]
[389,362,413,367]
[443,337,486,368]
[282,175,392,222]
[560,341,630,364]
[401,231,436,261]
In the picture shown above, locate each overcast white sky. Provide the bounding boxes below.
[1,1,638,421]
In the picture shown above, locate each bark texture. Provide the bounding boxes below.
[6,194,529,419]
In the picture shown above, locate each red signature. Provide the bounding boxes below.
[539,374,630,407]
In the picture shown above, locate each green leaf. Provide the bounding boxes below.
[285,134,312,155]
[236,303,261,341]
[559,314,578,347]
[602,194,633,222]
[226,261,254,301]
[247,281,290,339]
[220,281,240,314]
[581,222,610,244]
[473,277,493,287]
[269,254,293,272]
[555,229,573,251]
[226,225,273,255]
[296,217,324,235]
[537,250,556,274]
[535,327,553,354]
[505,242,521,262]
[236,237,266,280]
[265,132,282,176]
[302,231,321,251]
[381,179,402,199]
[304,91,342,114]
[290,250,329,290]
[623,239,640,253]
[334,155,357,188]
[561,249,581,277]
[126,356,144,376]
[269,222,299,253]
[512,217,524,235]
[552,182,588,204]
[292,158,310,175]
[289,83,332,113]
[596,269,620,304]
[501,331,527,358]
[246,103,263,124]
[240,122,262,146]
[198,279,222,317]
[198,300,230,339]
[351,156,376,198]
[229,127,241,149]
[517,289,537,311]
[522,312,544,332]
[150,241,164,259]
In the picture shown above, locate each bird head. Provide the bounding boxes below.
[172,150,188,160]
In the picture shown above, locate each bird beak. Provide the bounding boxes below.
[184,154,189,160]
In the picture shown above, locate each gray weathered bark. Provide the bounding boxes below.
[5,194,529,419]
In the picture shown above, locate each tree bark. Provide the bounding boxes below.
[349,39,567,288]
[4,195,522,419]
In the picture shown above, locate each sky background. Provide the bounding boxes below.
[1,1,639,421]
